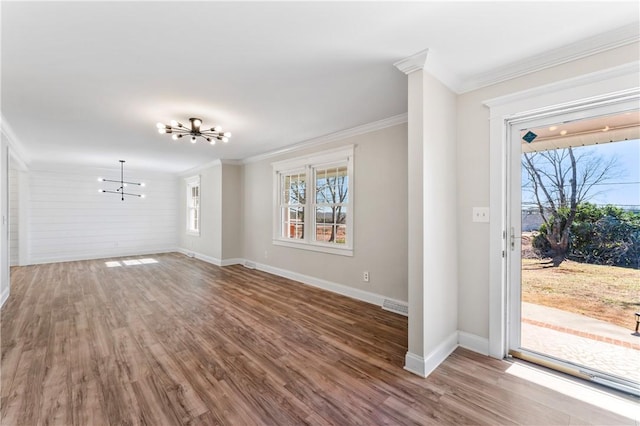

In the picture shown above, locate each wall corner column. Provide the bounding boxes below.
[395,49,459,377]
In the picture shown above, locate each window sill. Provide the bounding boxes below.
[273,239,353,257]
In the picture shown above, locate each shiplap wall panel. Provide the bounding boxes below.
[8,166,19,266]
[28,167,178,264]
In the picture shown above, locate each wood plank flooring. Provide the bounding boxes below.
[1,253,636,425]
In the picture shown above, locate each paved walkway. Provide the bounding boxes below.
[521,302,640,383]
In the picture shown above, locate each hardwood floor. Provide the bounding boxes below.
[1,253,636,425]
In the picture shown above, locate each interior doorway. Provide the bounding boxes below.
[506,103,640,396]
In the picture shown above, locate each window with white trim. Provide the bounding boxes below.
[185,175,200,235]
[273,146,353,256]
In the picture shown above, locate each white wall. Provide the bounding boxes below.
[456,43,640,341]
[178,161,243,263]
[242,124,408,302]
[421,71,458,359]
[179,164,222,260]
[27,164,178,264]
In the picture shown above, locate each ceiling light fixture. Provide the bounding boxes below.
[98,160,145,201]
[156,117,232,145]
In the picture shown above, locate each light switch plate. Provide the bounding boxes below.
[472,207,489,223]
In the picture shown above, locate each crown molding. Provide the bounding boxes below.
[394,48,463,93]
[483,61,640,111]
[460,23,640,94]
[242,113,408,165]
[394,48,430,75]
[178,158,243,177]
[1,114,31,166]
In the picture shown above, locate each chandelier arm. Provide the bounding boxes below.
[121,192,142,197]
[199,131,223,138]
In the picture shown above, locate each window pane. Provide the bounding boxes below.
[315,165,348,204]
[336,224,347,244]
[315,225,333,242]
[284,173,305,205]
[315,206,332,224]
[282,207,304,239]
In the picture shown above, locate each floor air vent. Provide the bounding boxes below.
[382,299,408,316]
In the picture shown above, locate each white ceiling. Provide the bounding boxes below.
[2,1,639,173]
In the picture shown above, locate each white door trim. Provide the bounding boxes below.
[484,62,640,359]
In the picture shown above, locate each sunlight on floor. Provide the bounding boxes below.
[105,258,158,268]
[505,362,639,421]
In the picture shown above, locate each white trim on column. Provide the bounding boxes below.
[404,331,459,378]
[394,49,429,74]
[393,48,462,92]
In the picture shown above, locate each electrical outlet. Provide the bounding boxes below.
[363,271,370,282]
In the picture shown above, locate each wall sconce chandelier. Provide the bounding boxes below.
[156,117,232,145]
[98,160,145,201]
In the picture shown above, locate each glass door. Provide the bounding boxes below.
[507,102,640,396]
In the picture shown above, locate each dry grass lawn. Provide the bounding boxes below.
[521,258,640,329]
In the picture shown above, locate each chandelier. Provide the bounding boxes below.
[156,117,232,145]
[98,160,145,201]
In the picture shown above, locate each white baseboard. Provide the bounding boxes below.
[251,260,387,307]
[29,247,177,265]
[176,248,244,268]
[176,247,221,266]
[458,331,490,355]
[221,257,244,267]
[424,331,459,376]
[0,286,10,309]
[404,352,427,377]
[404,331,461,378]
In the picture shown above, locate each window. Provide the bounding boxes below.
[186,175,200,235]
[273,146,353,256]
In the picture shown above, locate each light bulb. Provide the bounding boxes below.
[158,128,166,134]
[141,194,146,199]
[170,120,178,127]
[124,183,128,187]
[213,126,222,132]
[223,132,231,138]
[193,119,202,127]
[191,136,197,143]
[98,189,104,193]
[156,122,164,129]
[210,140,216,145]
[172,134,178,140]
[140,183,146,187]
[98,177,104,182]
[222,137,229,143]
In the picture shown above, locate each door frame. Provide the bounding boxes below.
[483,62,640,360]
